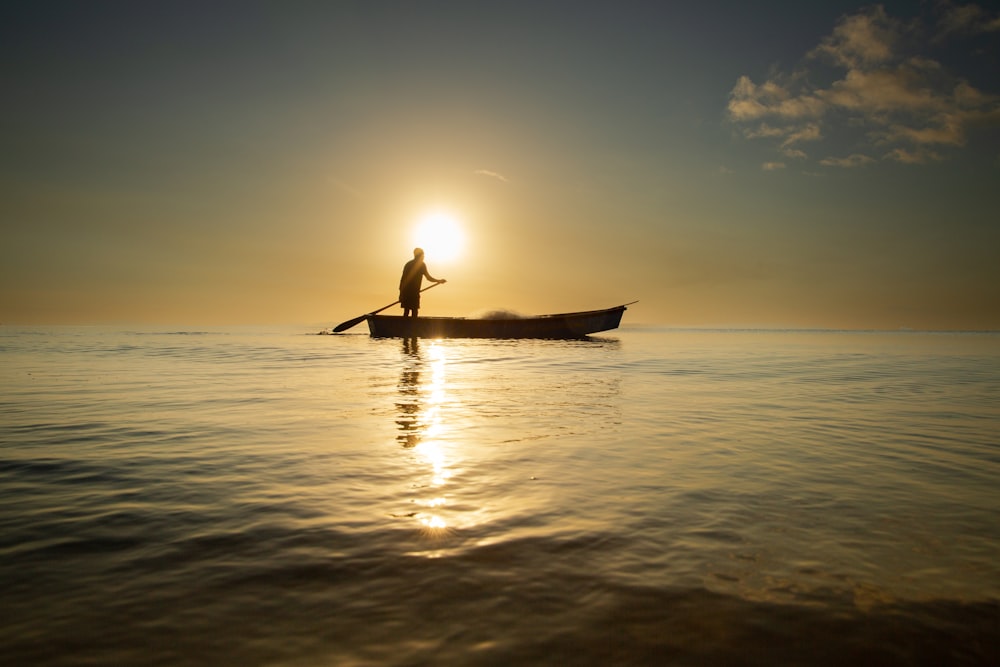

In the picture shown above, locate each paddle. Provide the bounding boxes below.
[331,281,445,333]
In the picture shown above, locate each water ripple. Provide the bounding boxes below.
[1,327,998,665]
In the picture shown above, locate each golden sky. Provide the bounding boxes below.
[2,2,998,329]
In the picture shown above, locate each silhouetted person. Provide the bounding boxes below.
[399,248,445,317]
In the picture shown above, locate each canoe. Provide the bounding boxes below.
[367,304,632,339]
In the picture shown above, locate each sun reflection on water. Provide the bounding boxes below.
[396,339,454,533]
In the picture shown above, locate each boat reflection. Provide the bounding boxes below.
[395,338,422,448]
[396,338,453,531]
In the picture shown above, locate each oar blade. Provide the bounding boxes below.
[332,314,368,333]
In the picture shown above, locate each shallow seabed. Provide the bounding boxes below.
[2,326,998,665]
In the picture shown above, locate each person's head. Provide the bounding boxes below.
[413,247,424,259]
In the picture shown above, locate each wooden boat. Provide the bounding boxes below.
[367,303,632,339]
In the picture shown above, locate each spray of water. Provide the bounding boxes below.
[468,308,526,320]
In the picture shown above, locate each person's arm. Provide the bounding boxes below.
[423,265,446,283]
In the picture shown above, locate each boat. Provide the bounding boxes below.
[366,303,633,339]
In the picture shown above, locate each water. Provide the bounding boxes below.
[2,326,998,666]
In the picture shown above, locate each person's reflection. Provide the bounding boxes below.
[396,338,422,448]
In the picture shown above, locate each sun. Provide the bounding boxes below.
[413,211,465,263]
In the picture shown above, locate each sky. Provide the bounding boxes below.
[2,0,998,329]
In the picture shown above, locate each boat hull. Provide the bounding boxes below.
[367,305,628,339]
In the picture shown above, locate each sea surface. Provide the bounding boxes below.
[1,325,998,666]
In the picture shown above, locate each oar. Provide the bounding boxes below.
[331,281,444,333]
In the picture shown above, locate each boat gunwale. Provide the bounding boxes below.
[369,304,629,324]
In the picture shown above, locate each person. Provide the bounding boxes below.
[399,248,445,317]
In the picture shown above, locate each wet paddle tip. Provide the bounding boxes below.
[330,315,368,333]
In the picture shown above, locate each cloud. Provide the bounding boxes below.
[810,5,899,68]
[727,4,1000,167]
[884,147,942,164]
[474,169,509,183]
[740,121,822,148]
[781,123,822,148]
[937,1,1000,36]
[820,65,948,115]
[819,154,876,168]
[728,77,826,121]
[761,161,786,171]
[883,113,966,145]
[742,122,789,138]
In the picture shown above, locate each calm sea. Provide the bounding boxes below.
[2,325,998,666]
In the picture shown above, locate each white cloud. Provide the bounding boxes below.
[781,123,822,147]
[474,169,509,183]
[884,147,942,164]
[811,5,897,68]
[742,122,789,139]
[741,121,822,148]
[727,76,826,121]
[727,4,1000,167]
[819,66,949,115]
[937,1,1000,36]
[884,114,966,146]
[819,154,875,168]
[762,161,787,171]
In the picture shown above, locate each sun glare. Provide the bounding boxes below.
[413,211,465,263]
